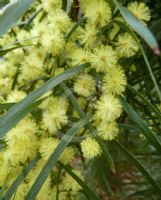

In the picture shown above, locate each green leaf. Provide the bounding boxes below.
[0,99,44,138]
[0,46,29,56]
[0,63,88,138]
[12,66,20,90]
[0,0,36,36]
[110,0,160,53]
[61,83,115,173]
[127,85,161,123]
[24,7,43,28]
[3,155,40,200]
[119,97,161,154]
[60,163,101,200]
[65,17,86,42]
[115,141,161,196]
[118,123,140,132]
[25,114,91,200]
[0,103,15,111]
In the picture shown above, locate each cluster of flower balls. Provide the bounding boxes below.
[0,0,150,199]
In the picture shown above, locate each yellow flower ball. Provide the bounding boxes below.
[81,137,101,159]
[102,66,127,96]
[128,2,151,23]
[79,24,97,49]
[90,45,117,72]
[97,121,119,140]
[74,74,96,97]
[62,170,83,192]
[84,0,111,26]
[116,33,139,58]
[94,94,122,122]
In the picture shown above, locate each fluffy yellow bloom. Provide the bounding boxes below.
[94,95,122,122]
[60,147,75,164]
[4,139,38,166]
[5,117,38,146]
[74,74,96,97]
[13,183,29,200]
[69,48,90,66]
[7,90,26,103]
[20,49,45,82]
[102,66,127,95]
[43,109,68,133]
[79,24,97,49]
[128,2,151,23]
[40,137,75,164]
[16,29,30,42]
[39,137,59,160]
[90,45,117,72]
[0,61,16,79]
[81,137,101,159]
[48,9,72,32]
[42,97,68,133]
[116,33,139,58]
[42,30,65,56]
[97,121,119,140]
[0,77,12,95]
[0,153,10,186]
[37,177,52,200]
[31,19,48,38]
[84,0,111,26]
[0,34,13,48]
[62,170,83,192]
[26,159,46,187]
[5,48,24,67]
[42,0,62,12]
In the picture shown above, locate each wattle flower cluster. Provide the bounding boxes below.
[0,0,150,199]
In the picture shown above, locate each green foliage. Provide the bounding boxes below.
[0,0,36,36]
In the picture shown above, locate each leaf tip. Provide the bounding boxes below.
[153,47,160,56]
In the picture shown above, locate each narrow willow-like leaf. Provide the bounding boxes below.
[0,46,28,56]
[115,141,161,196]
[127,85,161,123]
[110,0,160,53]
[61,83,115,173]
[119,97,161,154]
[118,123,140,132]
[96,158,113,195]
[60,163,101,200]
[0,63,88,138]
[24,7,42,28]
[62,0,67,11]
[0,103,15,111]
[66,0,71,14]
[25,115,91,200]
[65,17,86,42]
[113,20,161,103]
[0,98,44,138]
[3,155,40,200]
[12,66,20,90]
[0,0,36,36]
[0,187,3,200]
